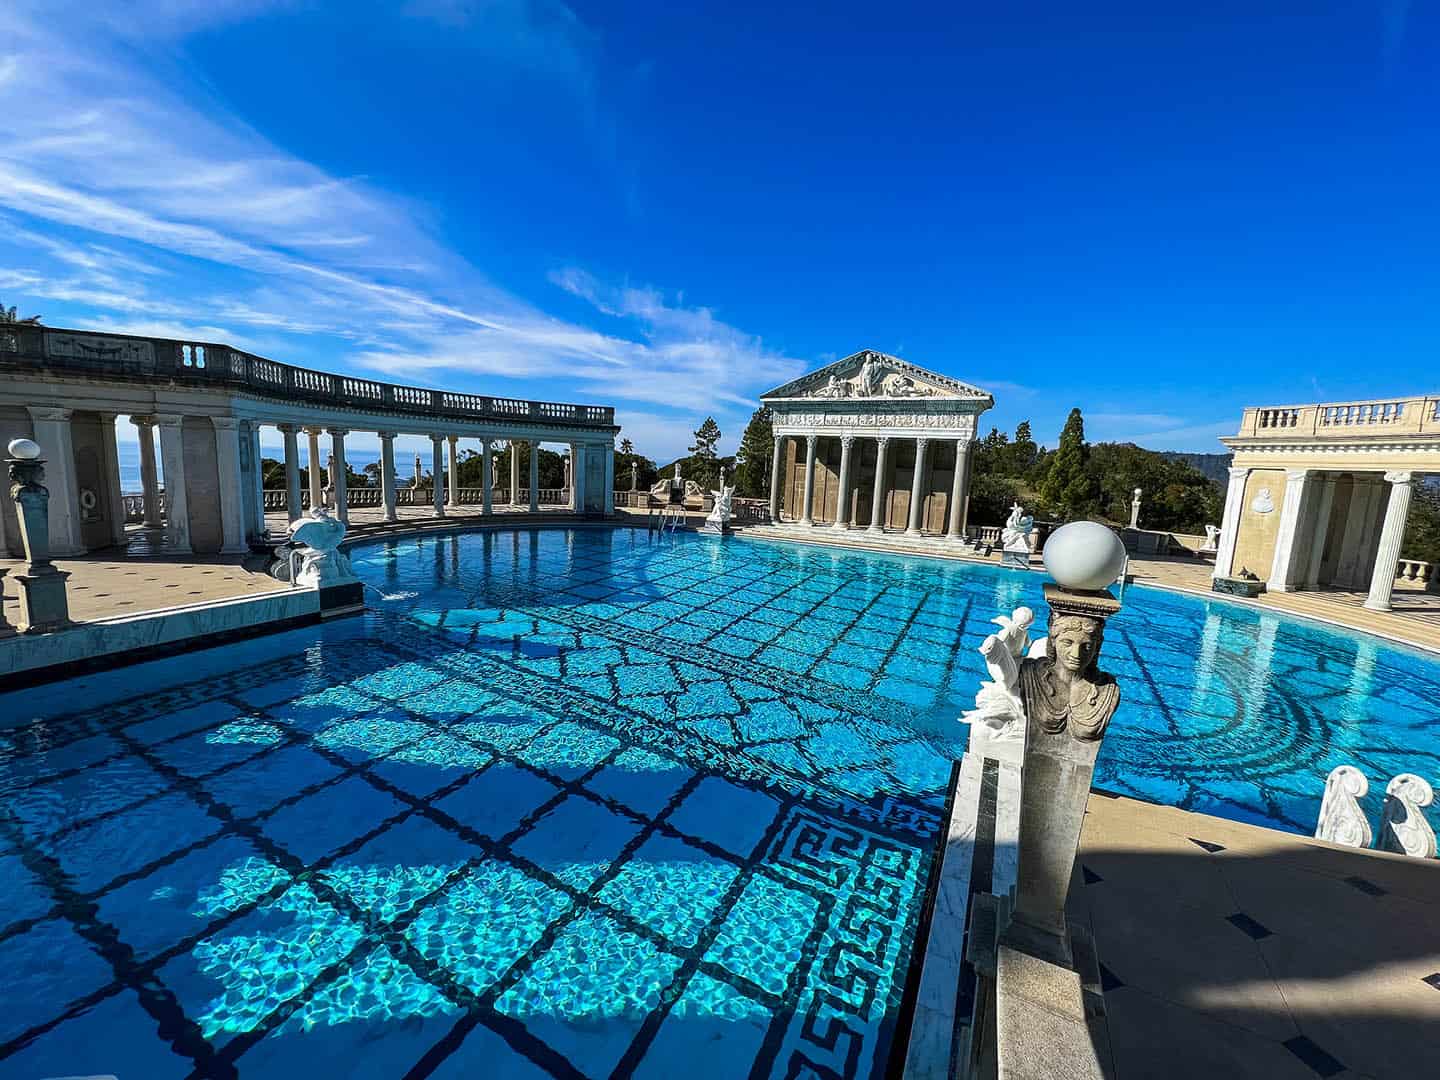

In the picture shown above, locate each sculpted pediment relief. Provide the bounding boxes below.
[766,349,991,403]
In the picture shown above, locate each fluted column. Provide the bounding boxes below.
[306,428,324,509]
[905,437,930,537]
[511,441,520,506]
[1304,475,1337,588]
[1267,469,1312,592]
[378,432,398,522]
[798,434,818,526]
[278,425,301,522]
[528,441,540,511]
[25,406,83,556]
[430,435,446,516]
[1365,471,1415,612]
[327,429,349,524]
[210,417,248,553]
[603,441,615,515]
[1212,467,1249,579]
[446,435,460,508]
[481,439,494,515]
[134,416,164,527]
[154,413,191,554]
[97,412,127,547]
[832,435,855,530]
[947,438,973,540]
[768,436,785,521]
[243,421,265,539]
[868,437,890,533]
[573,444,588,514]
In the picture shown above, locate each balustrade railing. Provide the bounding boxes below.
[120,491,167,523]
[1238,394,1440,439]
[1,324,615,428]
[258,486,576,511]
[1396,559,1440,592]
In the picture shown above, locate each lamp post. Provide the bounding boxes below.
[6,438,72,633]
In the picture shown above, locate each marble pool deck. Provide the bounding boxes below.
[1070,791,1440,1079]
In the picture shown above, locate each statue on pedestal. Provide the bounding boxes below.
[1000,503,1035,569]
[6,438,71,633]
[287,507,362,613]
[701,484,735,535]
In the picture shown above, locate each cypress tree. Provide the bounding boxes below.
[1040,407,1095,518]
[733,407,775,497]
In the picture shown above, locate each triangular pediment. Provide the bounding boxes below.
[761,350,992,404]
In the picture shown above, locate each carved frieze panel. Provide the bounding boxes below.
[45,333,156,368]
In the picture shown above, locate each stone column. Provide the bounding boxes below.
[306,428,324,509]
[947,438,972,540]
[446,435,460,508]
[329,429,349,525]
[1211,467,1249,579]
[868,437,890,534]
[798,434,818,526]
[528,441,540,512]
[243,421,265,539]
[565,448,575,509]
[573,444,588,514]
[603,440,615,515]
[768,435,785,521]
[211,417,249,554]
[25,407,83,556]
[905,437,930,537]
[279,425,302,523]
[1336,477,1383,588]
[511,441,520,506]
[97,412,128,547]
[1365,471,1415,612]
[135,417,164,527]
[481,440,494,515]
[155,414,191,554]
[1267,469,1312,593]
[832,435,855,530]
[430,435,446,517]
[1304,475,1337,588]
[378,432,398,522]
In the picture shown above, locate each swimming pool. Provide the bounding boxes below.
[1,527,1437,1078]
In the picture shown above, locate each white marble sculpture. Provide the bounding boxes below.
[961,606,1047,748]
[1001,503,1036,568]
[1251,487,1275,514]
[1201,524,1221,553]
[1313,765,1372,849]
[289,507,359,588]
[1377,773,1437,859]
[702,484,735,535]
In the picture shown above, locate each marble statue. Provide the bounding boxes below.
[289,507,359,589]
[1000,503,1035,568]
[962,606,1044,745]
[1313,765,1372,849]
[885,374,933,397]
[1018,605,1121,744]
[1128,487,1142,530]
[816,374,850,399]
[412,453,423,488]
[854,353,884,397]
[1201,524,1221,553]
[1377,773,1437,859]
[1251,487,1275,514]
[702,484,735,535]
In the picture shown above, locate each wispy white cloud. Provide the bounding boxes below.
[0,1,802,459]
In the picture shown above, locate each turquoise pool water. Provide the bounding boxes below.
[1,527,1437,1078]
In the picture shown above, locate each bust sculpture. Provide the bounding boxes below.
[1018,609,1121,744]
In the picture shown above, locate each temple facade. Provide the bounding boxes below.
[1215,395,1440,610]
[761,350,994,538]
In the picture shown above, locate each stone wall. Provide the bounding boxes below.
[182,416,224,554]
[1230,467,1287,577]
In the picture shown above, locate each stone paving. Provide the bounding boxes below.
[1074,791,1440,1079]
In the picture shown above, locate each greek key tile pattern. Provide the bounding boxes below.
[3,527,1438,1078]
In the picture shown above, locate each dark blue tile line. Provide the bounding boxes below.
[1282,1034,1345,1077]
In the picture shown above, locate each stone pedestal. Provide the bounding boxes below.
[8,453,73,633]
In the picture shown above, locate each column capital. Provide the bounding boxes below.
[153,413,185,429]
[914,435,930,451]
[327,427,350,438]
[1227,466,1249,480]
[875,435,890,449]
[211,416,241,430]
[132,414,157,429]
[304,425,325,437]
[275,422,299,434]
[805,433,818,449]
[447,434,459,444]
[840,434,855,449]
[377,430,397,440]
[1284,468,1311,482]
[26,406,72,422]
[429,433,445,444]
[1384,470,1414,486]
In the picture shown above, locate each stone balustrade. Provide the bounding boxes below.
[0,323,614,429]
[1238,394,1440,439]
[259,487,576,511]
[1396,558,1440,592]
[120,491,167,524]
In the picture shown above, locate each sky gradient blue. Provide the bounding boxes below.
[1,2,1436,460]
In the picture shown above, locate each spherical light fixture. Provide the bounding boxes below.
[7,438,41,460]
[1042,521,1127,592]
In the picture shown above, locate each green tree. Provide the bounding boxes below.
[1402,482,1440,564]
[1039,407,1095,519]
[733,406,775,498]
[1086,443,1222,533]
[688,416,723,489]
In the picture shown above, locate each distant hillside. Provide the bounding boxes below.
[1157,451,1232,487]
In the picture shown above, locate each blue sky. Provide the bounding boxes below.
[1,1,1437,461]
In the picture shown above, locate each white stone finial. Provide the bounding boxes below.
[1377,774,1437,859]
[1314,765,1372,848]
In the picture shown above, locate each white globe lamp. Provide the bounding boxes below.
[1042,521,1127,592]
[7,438,41,460]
